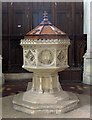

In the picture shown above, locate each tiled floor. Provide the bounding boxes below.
[1,79,91,97]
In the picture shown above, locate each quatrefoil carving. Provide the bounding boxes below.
[25,50,35,62]
[57,50,65,62]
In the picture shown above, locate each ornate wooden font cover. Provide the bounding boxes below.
[24,11,68,40]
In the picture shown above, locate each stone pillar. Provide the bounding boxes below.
[83,0,92,85]
[31,72,61,93]
[0,2,2,86]
[0,55,4,86]
[0,55,2,86]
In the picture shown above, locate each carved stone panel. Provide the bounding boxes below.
[24,49,36,66]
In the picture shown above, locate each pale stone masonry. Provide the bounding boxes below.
[83,0,92,85]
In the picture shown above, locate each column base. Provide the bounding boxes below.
[13,91,79,115]
[83,73,92,85]
[83,51,92,85]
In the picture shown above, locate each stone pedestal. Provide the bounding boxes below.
[13,72,79,114]
[13,89,79,115]
[2,94,90,118]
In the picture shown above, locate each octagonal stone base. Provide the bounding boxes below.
[13,91,79,115]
